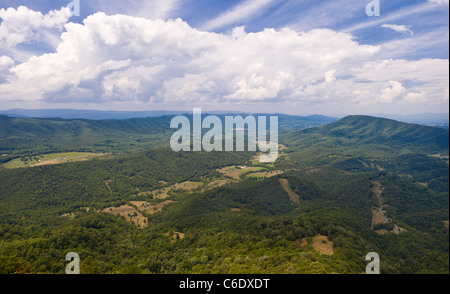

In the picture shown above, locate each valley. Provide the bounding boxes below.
[0,114,448,274]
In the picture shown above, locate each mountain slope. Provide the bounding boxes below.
[0,113,336,161]
[0,114,448,274]
[0,115,174,159]
[284,115,449,154]
[279,115,449,193]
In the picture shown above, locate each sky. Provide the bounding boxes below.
[0,0,448,116]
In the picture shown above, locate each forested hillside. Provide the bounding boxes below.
[0,115,448,274]
[0,113,335,164]
[0,115,173,161]
[286,115,449,153]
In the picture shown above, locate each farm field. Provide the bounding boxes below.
[216,165,265,179]
[138,181,202,199]
[101,200,177,227]
[2,152,109,169]
[100,204,148,228]
[137,166,283,199]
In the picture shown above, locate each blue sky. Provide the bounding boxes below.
[0,0,448,115]
[2,0,447,58]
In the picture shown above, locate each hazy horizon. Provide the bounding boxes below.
[1,108,449,125]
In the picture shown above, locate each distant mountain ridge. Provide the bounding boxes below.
[1,109,447,126]
[2,114,447,162]
[0,112,336,160]
[0,108,338,122]
[0,109,187,120]
[295,115,449,153]
[373,113,449,125]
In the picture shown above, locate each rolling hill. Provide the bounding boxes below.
[0,113,336,163]
[0,114,448,274]
[288,115,449,153]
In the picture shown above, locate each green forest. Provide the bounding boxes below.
[0,114,448,274]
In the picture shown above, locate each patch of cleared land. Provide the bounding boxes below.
[417,182,429,188]
[371,209,389,228]
[137,164,283,201]
[279,178,300,206]
[3,152,109,169]
[130,200,176,215]
[164,231,185,243]
[374,229,389,235]
[371,181,384,208]
[370,162,385,171]
[371,181,388,229]
[101,200,177,227]
[217,165,265,179]
[104,179,112,193]
[299,235,334,255]
[247,170,284,179]
[101,204,147,228]
[138,181,202,199]
[392,224,407,235]
[375,224,407,235]
[305,167,321,174]
[205,179,229,189]
[431,154,449,165]
[59,213,75,219]
[370,182,407,235]
[217,165,283,181]
[443,220,449,233]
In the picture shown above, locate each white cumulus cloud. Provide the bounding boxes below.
[0,8,448,114]
[0,6,71,49]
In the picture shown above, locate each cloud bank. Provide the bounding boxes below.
[0,7,448,114]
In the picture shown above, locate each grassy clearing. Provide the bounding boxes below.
[392,225,407,235]
[369,182,408,235]
[370,181,389,229]
[3,152,109,169]
[299,235,334,255]
[431,154,449,165]
[137,165,282,200]
[371,181,384,208]
[279,178,300,206]
[217,165,283,180]
[138,181,202,199]
[130,200,176,215]
[205,179,229,189]
[247,170,284,179]
[217,165,265,179]
[164,231,185,243]
[371,209,389,228]
[101,200,177,228]
[101,204,147,228]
